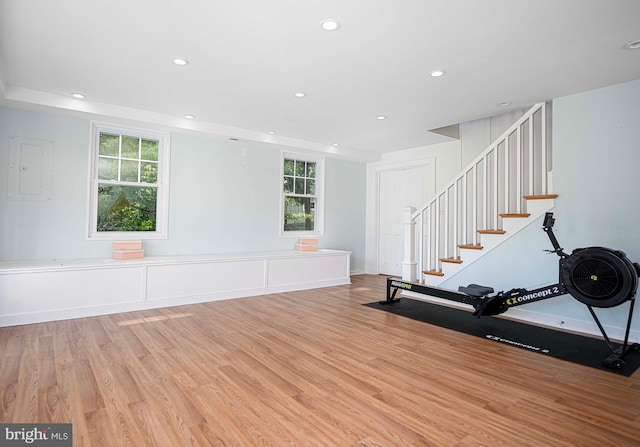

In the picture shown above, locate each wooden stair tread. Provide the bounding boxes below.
[439,257,463,264]
[458,244,483,250]
[423,269,444,277]
[477,229,506,234]
[523,194,558,200]
[499,213,530,218]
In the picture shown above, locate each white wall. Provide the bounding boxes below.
[459,108,526,167]
[378,140,462,192]
[323,157,367,271]
[0,108,96,259]
[0,107,367,271]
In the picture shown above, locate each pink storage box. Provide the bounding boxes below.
[295,243,317,252]
[112,249,145,260]
[113,240,142,250]
[298,237,319,245]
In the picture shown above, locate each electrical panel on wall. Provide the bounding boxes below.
[8,136,54,201]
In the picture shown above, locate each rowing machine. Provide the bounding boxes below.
[385,212,640,369]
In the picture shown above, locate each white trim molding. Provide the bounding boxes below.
[86,122,171,240]
[365,157,436,274]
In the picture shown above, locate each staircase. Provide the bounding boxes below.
[403,102,556,286]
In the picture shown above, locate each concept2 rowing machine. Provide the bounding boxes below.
[385,212,640,369]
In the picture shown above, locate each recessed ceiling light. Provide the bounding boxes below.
[497,102,512,107]
[267,131,277,135]
[332,143,339,147]
[624,39,640,50]
[376,115,387,120]
[429,70,446,77]
[172,58,189,66]
[320,19,341,31]
[71,93,86,99]
[294,92,307,98]
[184,114,195,119]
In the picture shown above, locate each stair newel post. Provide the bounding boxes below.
[402,206,417,282]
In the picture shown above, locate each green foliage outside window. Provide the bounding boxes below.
[284,196,315,231]
[283,157,317,232]
[97,185,157,232]
[96,132,160,232]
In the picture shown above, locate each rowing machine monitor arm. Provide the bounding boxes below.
[542,212,568,258]
[469,212,572,316]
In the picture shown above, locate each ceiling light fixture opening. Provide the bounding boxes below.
[376,115,387,120]
[267,131,276,135]
[184,114,195,119]
[172,58,189,66]
[71,93,86,99]
[320,19,341,31]
[294,92,307,98]
[498,102,512,107]
[429,70,446,77]
[624,39,640,50]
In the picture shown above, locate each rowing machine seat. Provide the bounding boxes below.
[458,284,494,297]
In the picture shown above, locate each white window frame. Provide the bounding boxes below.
[87,123,171,240]
[279,151,324,237]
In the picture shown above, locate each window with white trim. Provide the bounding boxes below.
[88,124,170,239]
[280,153,324,236]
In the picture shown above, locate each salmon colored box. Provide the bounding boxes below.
[298,237,319,245]
[112,249,145,260]
[113,240,142,250]
[295,243,317,252]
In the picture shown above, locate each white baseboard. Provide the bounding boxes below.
[0,277,350,327]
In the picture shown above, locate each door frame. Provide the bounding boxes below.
[365,158,435,275]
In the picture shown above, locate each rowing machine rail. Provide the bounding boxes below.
[384,213,639,370]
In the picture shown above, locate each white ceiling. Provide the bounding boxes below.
[1,0,639,162]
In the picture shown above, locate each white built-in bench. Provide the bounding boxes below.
[0,249,351,327]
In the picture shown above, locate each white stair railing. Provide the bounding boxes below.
[405,102,552,282]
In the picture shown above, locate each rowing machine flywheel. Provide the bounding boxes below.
[561,247,639,308]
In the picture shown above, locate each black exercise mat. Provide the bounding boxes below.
[363,298,640,376]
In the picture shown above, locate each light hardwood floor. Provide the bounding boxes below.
[1,275,639,446]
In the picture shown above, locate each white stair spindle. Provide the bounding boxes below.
[435,195,441,269]
[528,115,534,196]
[402,206,417,282]
[504,136,510,214]
[516,125,522,213]
[417,211,423,282]
[482,158,488,231]
[541,105,548,194]
[444,190,449,259]
[453,181,458,256]
[492,146,498,228]
[472,164,478,245]
[426,205,432,271]
[462,172,467,246]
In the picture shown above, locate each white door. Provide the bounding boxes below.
[378,165,434,276]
